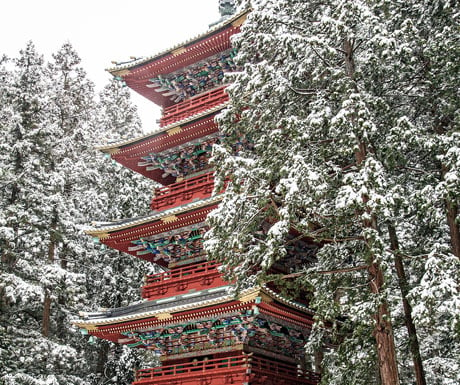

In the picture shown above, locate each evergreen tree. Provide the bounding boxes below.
[80,78,155,385]
[0,42,86,385]
[205,1,459,384]
[1,43,154,385]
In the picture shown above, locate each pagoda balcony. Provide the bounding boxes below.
[142,261,226,300]
[134,354,320,385]
[160,86,228,127]
[151,172,216,211]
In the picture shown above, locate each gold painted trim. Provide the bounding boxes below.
[112,69,130,77]
[259,292,273,303]
[167,126,182,136]
[238,288,260,304]
[156,312,173,320]
[161,215,178,223]
[86,230,110,239]
[73,323,99,331]
[171,47,187,56]
[106,147,120,155]
[232,13,247,27]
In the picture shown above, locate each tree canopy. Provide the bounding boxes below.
[0,42,154,385]
[205,1,460,384]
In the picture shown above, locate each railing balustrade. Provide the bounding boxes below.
[134,354,320,384]
[144,261,220,285]
[151,172,214,210]
[160,86,228,127]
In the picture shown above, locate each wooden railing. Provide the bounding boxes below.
[134,354,320,384]
[151,172,215,211]
[141,261,224,300]
[135,354,249,381]
[250,356,321,384]
[160,86,228,127]
[144,261,220,285]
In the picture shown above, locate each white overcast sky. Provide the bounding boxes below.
[1,0,222,131]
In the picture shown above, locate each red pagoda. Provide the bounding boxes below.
[74,4,321,385]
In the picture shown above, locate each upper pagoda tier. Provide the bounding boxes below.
[97,110,222,185]
[87,196,221,268]
[107,11,248,108]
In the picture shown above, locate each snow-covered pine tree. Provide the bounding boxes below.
[41,42,96,345]
[79,78,155,385]
[1,43,154,385]
[0,42,88,385]
[205,1,459,384]
[379,2,460,383]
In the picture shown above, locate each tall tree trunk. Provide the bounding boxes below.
[344,37,400,385]
[96,340,110,377]
[368,260,401,385]
[446,198,460,258]
[354,135,400,385]
[42,291,51,337]
[388,224,427,385]
[42,221,56,337]
[314,348,323,375]
[434,121,460,259]
[354,133,400,385]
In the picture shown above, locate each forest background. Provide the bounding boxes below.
[0,42,155,385]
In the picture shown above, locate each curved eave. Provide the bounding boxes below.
[261,285,315,317]
[107,10,247,73]
[107,11,248,107]
[74,285,239,329]
[73,286,314,331]
[87,195,221,237]
[86,196,221,264]
[97,102,227,154]
[97,105,225,184]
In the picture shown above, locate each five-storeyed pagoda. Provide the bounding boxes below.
[74,2,321,384]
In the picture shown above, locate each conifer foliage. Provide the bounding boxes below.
[0,43,152,385]
[205,1,459,384]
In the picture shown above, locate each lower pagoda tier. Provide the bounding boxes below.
[134,352,320,385]
[74,287,318,376]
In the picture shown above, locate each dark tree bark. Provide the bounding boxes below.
[388,224,426,385]
[42,219,56,337]
[96,340,110,377]
[42,291,51,337]
[347,36,400,384]
[446,199,460,258]
[367,261,401,385]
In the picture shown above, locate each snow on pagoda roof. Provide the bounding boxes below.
[73,285,314,329]
[87,195,222,236]
[74,285,233,327]
[106,10,248,74]
[96,101,228,153]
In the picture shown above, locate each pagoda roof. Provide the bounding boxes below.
[75,284,233,328]
[87,196,221,265]
[73,285,318,364]
[97,104,226,154]
[107,10,248,108]
[73,285,314,331]
[96,106,224,184]
[87,195,221,236]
